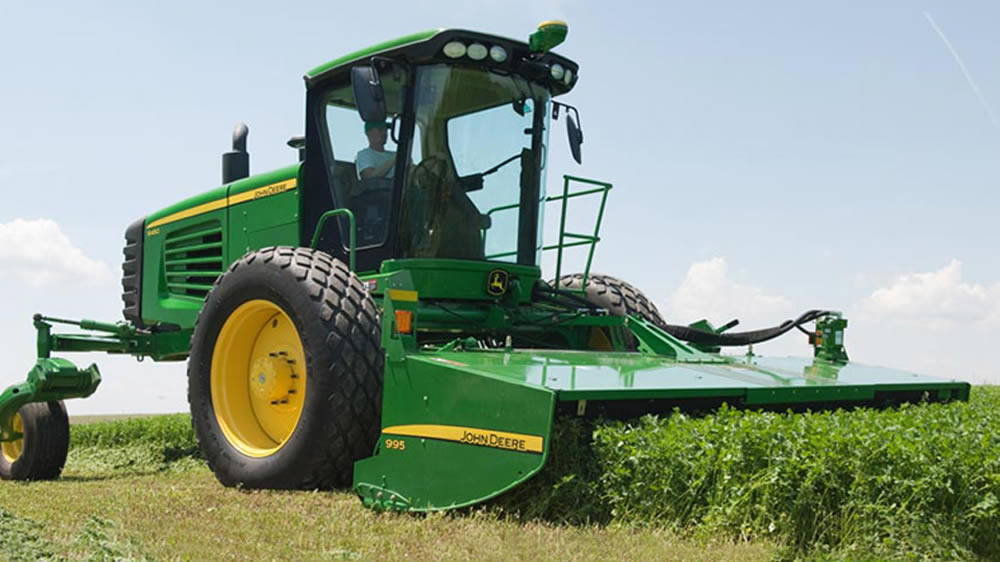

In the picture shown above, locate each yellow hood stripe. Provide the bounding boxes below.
[146,198,228,230]
[228,178,297,206]
[147,178,297,231]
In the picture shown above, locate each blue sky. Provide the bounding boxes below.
[1,1,997,413]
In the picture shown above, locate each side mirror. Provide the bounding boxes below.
[351,66,386,124]
[567,114,583,164]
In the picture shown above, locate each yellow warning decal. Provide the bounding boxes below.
[387,289,418,302]
[146,178,298,231]
[382,424,543,454]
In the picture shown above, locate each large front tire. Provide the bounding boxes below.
[0,401,70,481]
[188,247,383,490]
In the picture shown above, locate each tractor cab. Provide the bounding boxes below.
[301,26,582,273]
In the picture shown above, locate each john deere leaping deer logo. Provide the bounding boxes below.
[486,269,509,296]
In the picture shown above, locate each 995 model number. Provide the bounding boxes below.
[384,438,406,451]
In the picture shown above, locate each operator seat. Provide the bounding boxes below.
[326,160,391,247]
[352,177,393,246]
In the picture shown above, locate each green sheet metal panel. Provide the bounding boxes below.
[353,355,555,511]
[144,185,229,229]
[380,259,542,303]
[226,164,302,262]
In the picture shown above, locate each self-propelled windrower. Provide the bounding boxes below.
[0,22,969,510]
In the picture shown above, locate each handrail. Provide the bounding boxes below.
[484,185,610,220]
[561,175,613,188]
[310,208,356,271]
[552,175,611,290]
[483,175,612,289]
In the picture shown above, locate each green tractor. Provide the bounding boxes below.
[0,22,970,510]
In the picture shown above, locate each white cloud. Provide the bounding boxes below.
[667,257,794,326]
[0,218,113,287]
[856,260,1000,328]
[662,257,802,356]
[848,260,1000,383]
[643,257,1000,383]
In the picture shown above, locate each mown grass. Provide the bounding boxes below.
[0,415,772,561]
[2,388,997,560]
[65,414,202,478]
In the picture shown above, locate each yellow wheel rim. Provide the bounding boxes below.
[211,300,307,458]
[2,413,24,463]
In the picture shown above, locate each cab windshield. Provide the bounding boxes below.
[399,64,551,262]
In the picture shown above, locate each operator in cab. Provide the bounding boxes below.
[356,121,396,180]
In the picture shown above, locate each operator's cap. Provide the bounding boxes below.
[364,121,389,132]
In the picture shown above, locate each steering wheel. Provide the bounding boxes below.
[411,156,448,192]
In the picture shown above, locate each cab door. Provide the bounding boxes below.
[301,68,413,274]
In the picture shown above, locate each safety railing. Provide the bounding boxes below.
[310,208,356,271]
[484,174,612,290]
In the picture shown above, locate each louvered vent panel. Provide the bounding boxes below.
[164,221,223,299]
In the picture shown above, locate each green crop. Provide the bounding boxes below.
[71,414,196,450]
[67,414,199,476]
[499,386,1000,560]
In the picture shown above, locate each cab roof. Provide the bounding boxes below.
[305,29,441,80]
[303,28,579,96]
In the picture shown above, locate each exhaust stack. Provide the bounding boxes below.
[222,123,249,184]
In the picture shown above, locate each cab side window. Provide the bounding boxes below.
[321,73,405,250]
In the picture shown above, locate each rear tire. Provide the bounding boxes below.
[188,247,383,490]
[554,273,666,349]
[0,401,70,481]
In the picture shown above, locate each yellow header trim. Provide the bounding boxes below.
[382,424,543,454]
[146,178,298,232]
[388,289,418,302]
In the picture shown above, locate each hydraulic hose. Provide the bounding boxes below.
[533,284,602,312]
[533,281,832,348]
[660,310,835,347]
